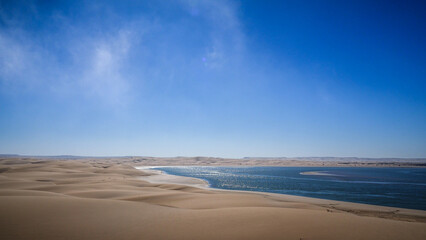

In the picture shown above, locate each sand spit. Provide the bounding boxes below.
[0,157,425,240]
[300,171,338,176]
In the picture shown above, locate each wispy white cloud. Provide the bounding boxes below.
[0,32,27,79]
[0,0,245,105]
[0,13,139,107]
[76,29,134,106]
[179,0,245,69]
[0,30,44,87]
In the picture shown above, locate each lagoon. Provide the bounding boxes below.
[155,166,426,210]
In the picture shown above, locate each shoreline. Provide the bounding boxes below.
[137,165,426,221]
[135,166,210,188]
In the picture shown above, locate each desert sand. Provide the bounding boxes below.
[0,156,425,240]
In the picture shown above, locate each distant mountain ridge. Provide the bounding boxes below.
[243,157,426,162]
[1,154,425,162]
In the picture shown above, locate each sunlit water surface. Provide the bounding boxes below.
[154,166,426,210]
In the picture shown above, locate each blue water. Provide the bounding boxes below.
[154,166,426,210]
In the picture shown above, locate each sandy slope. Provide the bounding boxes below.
[0,158,425,240]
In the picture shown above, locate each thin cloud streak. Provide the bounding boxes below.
[0,0,246,106]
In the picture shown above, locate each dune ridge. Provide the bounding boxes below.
[0,157,425,240]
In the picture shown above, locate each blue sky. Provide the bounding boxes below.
[0,0,425,157]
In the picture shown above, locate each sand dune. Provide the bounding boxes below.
[0,157,425,240]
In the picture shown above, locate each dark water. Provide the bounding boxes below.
[155,166,426,210]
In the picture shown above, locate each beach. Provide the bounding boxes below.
[1,157,425,240]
